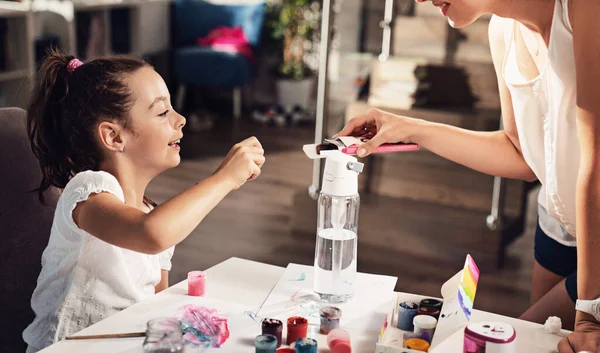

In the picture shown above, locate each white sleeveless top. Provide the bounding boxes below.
[496,0,578,246]
[23,171,174,352]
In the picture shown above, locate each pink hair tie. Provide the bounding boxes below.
[67,58,83,73]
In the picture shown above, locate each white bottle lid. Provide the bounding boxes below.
[413,315,437,329]
[320,150,363,197]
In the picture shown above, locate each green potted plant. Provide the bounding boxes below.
[266,0,321,111]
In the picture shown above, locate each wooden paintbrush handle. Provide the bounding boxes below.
[65,332,146,340]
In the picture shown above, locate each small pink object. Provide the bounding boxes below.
[67,58,83,73]
[187,271,207,296]
[342,143,419,155]
[327,328,352,353]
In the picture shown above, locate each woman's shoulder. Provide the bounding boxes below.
[488,15,513,48]
[62,170,125,203]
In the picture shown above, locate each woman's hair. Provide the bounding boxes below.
[27,48,149,203]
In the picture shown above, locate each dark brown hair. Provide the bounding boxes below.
[27,48,149,203]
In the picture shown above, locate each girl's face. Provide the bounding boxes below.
[121,67,186,174]
[415,0,489,28]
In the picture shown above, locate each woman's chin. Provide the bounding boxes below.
[447,16,474,29]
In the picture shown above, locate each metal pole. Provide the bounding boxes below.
[309,0,335,199]
[486,116,506,231]
[379,0,394,61]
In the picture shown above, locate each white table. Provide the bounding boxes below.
[39,257,569,353]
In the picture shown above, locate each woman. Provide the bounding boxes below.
[336,0,600,351]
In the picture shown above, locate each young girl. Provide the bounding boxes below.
[22,49,265,352]
[337,0,600,351]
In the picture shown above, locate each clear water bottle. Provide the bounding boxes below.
[314,151,363,303]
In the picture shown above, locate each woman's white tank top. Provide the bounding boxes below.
[499,0,577,245]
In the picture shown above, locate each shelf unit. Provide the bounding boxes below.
[0,0,34,108]
[0,0,171,109]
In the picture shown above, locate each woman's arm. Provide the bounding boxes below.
[557,2,600,351]
[414,16,535,180]
[338,17,535,181]
[572,0,600,308]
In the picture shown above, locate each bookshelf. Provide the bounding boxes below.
[0,0,171,109]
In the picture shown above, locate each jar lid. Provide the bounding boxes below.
[413,315,437,329]
[404,338,430,351]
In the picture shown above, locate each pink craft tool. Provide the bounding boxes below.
[303,136,418,159]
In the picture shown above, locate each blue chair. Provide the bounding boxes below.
[173,0,266,121]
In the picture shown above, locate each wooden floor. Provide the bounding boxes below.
[147,118,539,320]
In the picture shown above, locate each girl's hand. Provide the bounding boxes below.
[334,108,422,157]
[214,136,265,190]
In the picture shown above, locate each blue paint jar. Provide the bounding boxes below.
[319,306,342,334]
[295,337,318,353]
[255,334,277,353]
[397,301,419,331]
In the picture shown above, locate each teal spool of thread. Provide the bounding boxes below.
[295,337,317,353]
[255,334,277,353]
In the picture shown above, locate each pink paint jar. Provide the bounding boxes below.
[326,328,351,353]
[187,271,206,296]
[463,322,516,353]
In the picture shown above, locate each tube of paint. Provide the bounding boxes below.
[286,316,308,345]
[397,301,419,331]
[404,338,430,352]
[419,298,443,310]
[262,319,283,348]
[327,328,351,353]
[413,315,437,343]
[295,337,317,353]
[319,306,342,334]
[187,271,206,296]
[255,334,277,353]
[417,305,440,320]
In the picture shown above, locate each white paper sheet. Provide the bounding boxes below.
[255,263,397,332]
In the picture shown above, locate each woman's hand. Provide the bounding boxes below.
[558,313,600,353]
[214,136,265,190]
[335,108,422,157]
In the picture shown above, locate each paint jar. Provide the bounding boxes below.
[295,337,317,353]
[187,271,206,296]
[142,318,184,353]
[404,338,430,352]
[255,334,278,353]
[413,315,437,343]
[397,301,419,331]
[319,306,342,334]
[419,298,443,310]
[286,316,308,345]
[262,318,283,348]
[327,328,351,353]
[463,322,516,353]
[417,305,440,320]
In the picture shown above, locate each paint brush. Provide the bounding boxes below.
[65,332,146,340]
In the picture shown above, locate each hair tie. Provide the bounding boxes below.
[67,58,83,73]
